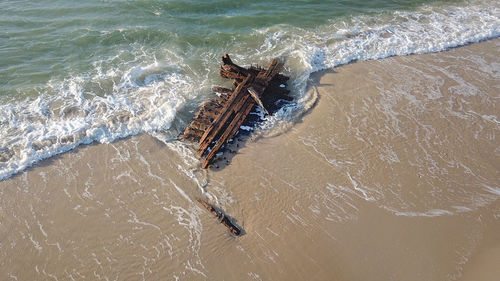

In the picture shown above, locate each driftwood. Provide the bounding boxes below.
[196,198,242,236]
[179,54,290,168]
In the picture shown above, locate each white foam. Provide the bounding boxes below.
[483,184,500,196]
[239,125,253,131]
[1,0,499,180]
[0,58,204,180]
[253,0,499,129]
[170,179,193,204]
[383,206,455,217]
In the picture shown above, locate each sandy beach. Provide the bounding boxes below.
[1,38,499,280]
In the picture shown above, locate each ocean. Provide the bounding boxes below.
[1,0,498,180]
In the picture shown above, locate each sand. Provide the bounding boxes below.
[1,38,499,280]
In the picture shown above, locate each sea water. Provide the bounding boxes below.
[1,0,499,180]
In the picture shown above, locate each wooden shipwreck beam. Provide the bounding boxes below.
[196,198,242,236]
[179,54,290,168]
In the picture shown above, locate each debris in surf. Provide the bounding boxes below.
[196,198,243,236]
[179,54,291,168]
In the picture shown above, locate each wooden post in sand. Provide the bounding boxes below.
[196,198,242,236]
[179,54,290,168]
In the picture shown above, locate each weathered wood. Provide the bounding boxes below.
[180,54,290,168]
[212,86,233,95]
[249,65,265,73]
[189,119,211,131]
[194,109,218,120]
[265,60,284,82]
[247,87,269,115]
[202,94,255,168]
[179,127,204,142]
[199,57,283,164]
[197,198,242,235]
[198,90,250,159]
[179,91,233,141]
[221,54,248,75]
[197,74,252,157]
[220,67,247,81]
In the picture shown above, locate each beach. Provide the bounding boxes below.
[1,38,499,280]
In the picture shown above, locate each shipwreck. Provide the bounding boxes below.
[179,54,291,168]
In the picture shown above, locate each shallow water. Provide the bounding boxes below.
[1,2,500,280]
[1,0,499,180]
[1,39,498,280]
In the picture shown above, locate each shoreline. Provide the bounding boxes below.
[2,34,500,182]
[1,38,499,280]
[205,38,500,280]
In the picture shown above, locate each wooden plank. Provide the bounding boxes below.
[247,87,269,115]
[221,54,248,75]
[202,95,255,168]
[198,86,252,158]
[196,198,242,235]
[194,108,218,120]
[179,127,204,142]
[212,86,233,95]
[197,74,252,152]
[198,58,284,164]
[266,62,284,81]
[179,54,290,169]
[205,101,254,167]
[263,59,279,78]
[189,119,211,131]
[220,67,247,80]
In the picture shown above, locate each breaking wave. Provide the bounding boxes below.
[1,0,499,180]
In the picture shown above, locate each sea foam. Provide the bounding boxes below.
[1,0,499,180]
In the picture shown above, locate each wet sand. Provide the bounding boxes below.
[1,38,499,280]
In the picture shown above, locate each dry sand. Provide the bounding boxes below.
[1,39,499,280]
